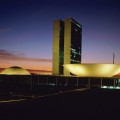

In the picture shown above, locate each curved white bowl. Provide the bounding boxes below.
[63,64,120,77]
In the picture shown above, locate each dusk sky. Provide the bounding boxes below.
[0,0,120,71]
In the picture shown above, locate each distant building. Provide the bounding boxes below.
[52,18,82,75]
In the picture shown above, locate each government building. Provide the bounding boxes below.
[52,18,82,75]
[1,18,120,95]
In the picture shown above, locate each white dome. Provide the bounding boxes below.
[0,66,31,75]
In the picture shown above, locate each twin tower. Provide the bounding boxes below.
[52,18,82,75]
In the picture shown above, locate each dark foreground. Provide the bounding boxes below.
[0,88,120,120]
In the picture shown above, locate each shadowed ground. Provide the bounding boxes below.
[0,88,120,120]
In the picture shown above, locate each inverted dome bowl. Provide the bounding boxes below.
[63,64,120,77]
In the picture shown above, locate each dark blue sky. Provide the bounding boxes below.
[0,0,120,70]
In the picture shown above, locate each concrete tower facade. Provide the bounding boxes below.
[52,20,64,75]
[52,18,82,75]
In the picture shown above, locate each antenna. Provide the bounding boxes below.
[113,53,115,64]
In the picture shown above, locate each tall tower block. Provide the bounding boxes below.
[52,20,64,75]
[64,18,82,75]
[52,18,82,75]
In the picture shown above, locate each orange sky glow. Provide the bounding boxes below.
[0,61,52,71]
[0,55,52,75]
[0,49,52,73]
